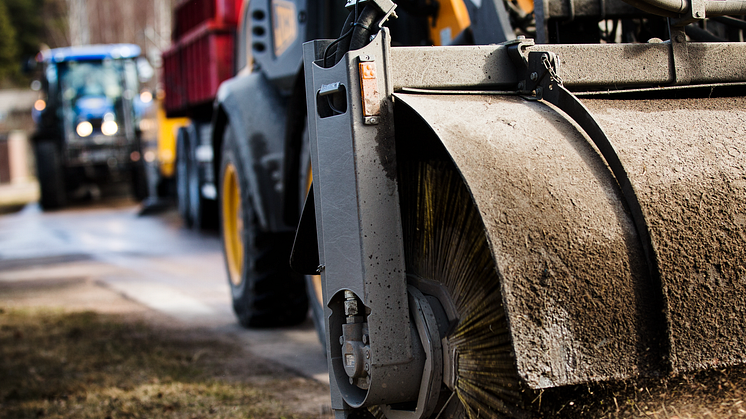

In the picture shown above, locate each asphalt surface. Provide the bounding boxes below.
[0,195,329,384]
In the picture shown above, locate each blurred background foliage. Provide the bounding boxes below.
[0,0,67,85]
[0,0,170,87]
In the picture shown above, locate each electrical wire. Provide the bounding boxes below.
[323,25,355,68]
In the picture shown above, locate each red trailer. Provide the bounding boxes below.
[162,0,242,228]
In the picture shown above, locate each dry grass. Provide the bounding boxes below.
[0,307,327,419]
[536,364,746,418]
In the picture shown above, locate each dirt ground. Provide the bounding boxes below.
[3,261,746,419]
[0,274,334,418]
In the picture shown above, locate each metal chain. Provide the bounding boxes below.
[542,54,563,85]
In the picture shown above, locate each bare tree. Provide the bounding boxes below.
[42,0,71,48]
[64,0,163,54]
[66,0,89,46]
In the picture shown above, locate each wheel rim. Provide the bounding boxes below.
[222,162,244,286]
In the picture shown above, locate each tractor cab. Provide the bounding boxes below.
[32,44,149,208]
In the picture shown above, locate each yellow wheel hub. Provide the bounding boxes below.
[222,162,244,286]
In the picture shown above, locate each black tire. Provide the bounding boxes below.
[175,127,193,227]
[188,144,217,230]
[130,147,148,202]
[219,124,308,328]
[186,124,202,229]
[183,124,217,230]
[34,140,67,210]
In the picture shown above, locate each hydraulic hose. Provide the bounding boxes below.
[618,0,679,17]
[334,5,383,65]
[712,15,746,30]
[622,0,746,17]
[329,12,355,67]
[702,0,746,16]
[685,23,726,41]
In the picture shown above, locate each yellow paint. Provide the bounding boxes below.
[430,0,471,46]
[516,0,534,14]
[156,100,189,178]
[222,162,245,286]
[272,0,298,57]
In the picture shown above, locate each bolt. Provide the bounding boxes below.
[695,10,703,17]
[344,291,358,316]
[339,336,345,345]
[360,54,371,61]
[364,363,369,371]
[362,334,369,344]
[517,35,526,40]
[517,81,525,91]
[349,377,355,385]
[365,350,370,359]
[530,72,538,81]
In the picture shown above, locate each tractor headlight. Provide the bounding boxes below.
[101,120,118,136]
[76,121,93,137]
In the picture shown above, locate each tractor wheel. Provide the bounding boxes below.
[187,140,217,230]
[175,127,192,227]
[398,159,530,419]
[34,140,67,210]
[130,160,148,201]
[220,124,308,328]
[181,124,216,230]
[130,142,148,201]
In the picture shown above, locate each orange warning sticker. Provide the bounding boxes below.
[359,61,380,117]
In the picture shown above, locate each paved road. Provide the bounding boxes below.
[0,196,329,383]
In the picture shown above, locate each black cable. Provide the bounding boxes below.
[322,4,386,68]
[326,95,344,114]
[323,11,355,68]
[322,25,354,68]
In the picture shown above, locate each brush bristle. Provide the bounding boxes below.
[399,160,527,419]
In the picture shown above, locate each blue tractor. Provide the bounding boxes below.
[32,44,150,209]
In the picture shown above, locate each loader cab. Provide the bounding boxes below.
[238,0,350,88]
[243,0,309,90]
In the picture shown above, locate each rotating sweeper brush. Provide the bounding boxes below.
[399,160,527,418]
[288,0,746,416]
